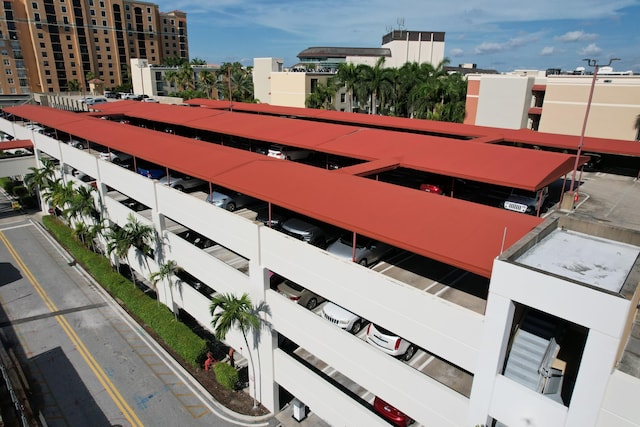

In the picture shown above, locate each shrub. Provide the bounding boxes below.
[41,215,208,368]
[213,362,239,390]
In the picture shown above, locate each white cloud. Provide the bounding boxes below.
[554,31,598,42]
[450,48,465,57]
[540,46,555,56]
[578,43,603,56]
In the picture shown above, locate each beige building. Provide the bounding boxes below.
[254,30,446,109]
[0,0,188,95]
[465,71,640,141]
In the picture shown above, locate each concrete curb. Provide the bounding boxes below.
[29,214,274,425]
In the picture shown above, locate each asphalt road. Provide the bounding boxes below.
[0,206,274,426]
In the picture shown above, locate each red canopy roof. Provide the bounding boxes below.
[4,104,545,277]
[187,99,640,157]
[0,139,33,150]
[84,102,580,191]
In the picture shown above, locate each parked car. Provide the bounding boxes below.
[280,217,331,247]
[366,323,417,361]
[84,97,108,106]
[158,174,206,191]
[99,150,132,164]
[205,190,254,212]
[326,234,393,267]
[121,198,148,212]
[137,166,166,179]
[502,186,549,215]
[68,139,88,149]
[267,144,312,161]
[322,302,365,334]
[277,279,326,310]
[142,98,159,103]
[255,205,292,229]
[419,183,444,195]
[122,93,142,100]
[373,396,413,427]
[583,153,603,171]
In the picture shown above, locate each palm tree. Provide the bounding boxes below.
[355,58,392,115]
[198,70,216,99]
[177,62,195,92]
[24,158,56,209]
[65,185,97,222]
[335,63,359,112]
[164,70,179,93]
[106,214,155,285]
[43,178,76,221]
[190,57,207,66]
[210,293,268,409]
[68,79,81,92]
[305,80,337,110]
[149,260,179,317]
[72,221,90,246]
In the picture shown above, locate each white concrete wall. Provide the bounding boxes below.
[597,370,640,427]
[475,75,535,130]
[474,259,635,427]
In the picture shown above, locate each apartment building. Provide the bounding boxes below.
[465,71,640,141]
[0,0,188,95]
[2,101,640,426]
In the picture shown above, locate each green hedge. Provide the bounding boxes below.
[42,215,208,368]
[213,362,239,390]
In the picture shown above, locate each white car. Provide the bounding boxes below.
[267,144,311,161]
[99,150,132,164]
[366,323,417,361]
[326,234,393,267]
[322,302,365,334]
[158,174,206,191]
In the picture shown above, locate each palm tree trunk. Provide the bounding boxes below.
[242,332,258,409]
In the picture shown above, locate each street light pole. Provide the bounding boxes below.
[566,57,620,205]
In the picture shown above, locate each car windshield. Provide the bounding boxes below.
[511,188,538,198]
[338,234,371,248]
[283,280,304,292]
[372,324,395,336]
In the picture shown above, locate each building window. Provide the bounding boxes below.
[40,42,45,48]
[5,69,12,75]
[3,59,9,66]
[38,33,43,39]
[34,13,40,21]
[31,2,37,9]
[7,78,13,84]
[61,6,66,12]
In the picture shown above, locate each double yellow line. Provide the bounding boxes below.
[0,231,143,427]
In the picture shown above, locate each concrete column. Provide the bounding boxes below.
[467,292,515,426]
[565,330,621,427]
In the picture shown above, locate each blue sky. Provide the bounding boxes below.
[156,0,640,73]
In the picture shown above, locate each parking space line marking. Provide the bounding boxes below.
[418,355,435,371]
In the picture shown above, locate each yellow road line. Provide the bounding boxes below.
[0,231,144,427]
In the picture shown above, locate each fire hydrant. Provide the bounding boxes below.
[204,352,216,371]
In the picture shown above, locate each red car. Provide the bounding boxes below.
[373,396,413,426]
[419,183,444,195]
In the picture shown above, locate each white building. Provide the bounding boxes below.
[2,103,640,427]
